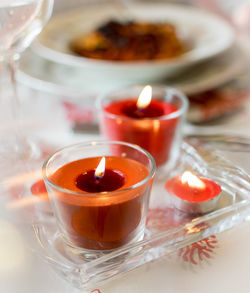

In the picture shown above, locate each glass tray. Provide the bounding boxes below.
[32,139,250,291]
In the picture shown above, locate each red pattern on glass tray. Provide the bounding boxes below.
[178,235,218,265]
[147,208,218,265]
[88,234,217,292]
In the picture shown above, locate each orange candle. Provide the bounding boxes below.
[49,156,151,250]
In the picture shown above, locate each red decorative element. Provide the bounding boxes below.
[90,290,102,293]
[165,175,221,202]
[178,235,218,265]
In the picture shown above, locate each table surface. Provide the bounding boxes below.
[1,1,250,292]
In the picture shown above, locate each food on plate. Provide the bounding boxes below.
[69,19,185,61]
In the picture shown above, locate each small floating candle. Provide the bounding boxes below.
[165,171,222,214]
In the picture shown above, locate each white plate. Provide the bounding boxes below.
[32,2,235,83]
[18,44,245,96]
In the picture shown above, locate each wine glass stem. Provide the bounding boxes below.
[9,56,21,123]
[2,55,30,157]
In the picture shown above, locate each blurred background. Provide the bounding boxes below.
[16,0,250,144]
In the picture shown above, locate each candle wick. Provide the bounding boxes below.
[135,108,145,117]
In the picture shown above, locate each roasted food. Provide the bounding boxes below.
[70,20,185,61]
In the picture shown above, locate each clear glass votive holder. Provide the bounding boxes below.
[43,141,155,257]
[98,85,188,170]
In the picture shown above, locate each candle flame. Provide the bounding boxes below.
[95,157,106,179]
[136,85,152,110]
[181,171,206,189]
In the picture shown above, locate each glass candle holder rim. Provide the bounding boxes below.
[42,140,156,198]
[97,85,189,121]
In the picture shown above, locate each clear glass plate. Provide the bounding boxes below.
[32,139,250,291]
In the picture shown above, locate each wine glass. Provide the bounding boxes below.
[0,0,54,180]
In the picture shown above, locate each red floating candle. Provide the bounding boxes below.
[100,85,188,167]
[31,179,49,201]
[165,171,222,214]
[48,156,152,250]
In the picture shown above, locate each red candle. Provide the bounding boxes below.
[165,171,221,214]
[31,179,49,201]
[100,85,186,167]
[49,156,151,250]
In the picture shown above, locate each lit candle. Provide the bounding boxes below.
[165,171,222,214]
[100,85,188,167]
[46,154,153,250]
[75,157,125,192]
[31,179,49,201]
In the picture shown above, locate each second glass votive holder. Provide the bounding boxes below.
[43,141,155,257]
[98,85,188,170]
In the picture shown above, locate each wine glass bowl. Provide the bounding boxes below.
[0,0,54,56]
[0,0,54,180]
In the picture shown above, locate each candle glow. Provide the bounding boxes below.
[181,171,206,189]
[136,85,152,110]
